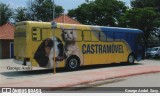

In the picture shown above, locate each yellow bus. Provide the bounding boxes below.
[14,21,144,71]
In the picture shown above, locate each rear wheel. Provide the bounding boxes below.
[66,56,80,71]
[127,54,135,64]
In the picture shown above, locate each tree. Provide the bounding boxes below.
[130,0,160,46]
[119,8,157,48]
[28,0,64,21]
[152,28,160,41]
[131,0,155,8]
[15,7,28,22]
[68,0,127,26]
[0,3,14,25]
[131,0,160,12]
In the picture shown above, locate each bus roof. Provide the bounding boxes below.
[55,23,143,33]
[16,21,143,33]
[16,21,51,26]
[99,26,143,33]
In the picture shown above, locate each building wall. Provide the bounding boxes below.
[1,40,13,59]
[0,41,2,59]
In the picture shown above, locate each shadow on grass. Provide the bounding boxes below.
[1,62,142,77]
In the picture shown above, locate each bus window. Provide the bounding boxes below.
[76,30,82,41]
[121,33,127,40]
[61,29,82,42]
[91,31,99,42]
[83,30,91,41]
[99,31,107,42]
[115,32,122,41]
[55,28,63,40]
[107,32,114,41]
[32,28,41,41]
[42,29,49,40]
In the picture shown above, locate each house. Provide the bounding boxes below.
[0,23,15,59]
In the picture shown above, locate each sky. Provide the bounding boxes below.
[0,0,130,13]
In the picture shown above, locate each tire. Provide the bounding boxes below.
[127,54,135,64]
[66,56,80,71]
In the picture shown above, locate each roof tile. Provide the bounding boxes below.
[54,14,81,24]
[0,23,15,40]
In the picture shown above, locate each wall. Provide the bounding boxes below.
[1,40,13,59]
[0,41,2,59]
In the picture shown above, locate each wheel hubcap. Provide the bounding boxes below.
[69,59,77,68]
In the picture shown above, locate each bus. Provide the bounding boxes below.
[14,21,144,71]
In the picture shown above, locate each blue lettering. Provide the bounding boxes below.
[95,44,98,54]
[103,45,107,53]
[87,44,90,54]
[99,45,103,53]
[91,44,95,54]
[82,44,124,54]
[82,44,87,54]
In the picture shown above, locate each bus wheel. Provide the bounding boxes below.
[66,56,80,71]
[127,54,135,64]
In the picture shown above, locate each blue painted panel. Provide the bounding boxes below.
[100,27,140,54]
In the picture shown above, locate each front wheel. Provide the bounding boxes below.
[127,54,135,64]
[66,56,80,71]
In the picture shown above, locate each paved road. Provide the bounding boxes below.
[97,73,160,87]
[75,73,160,88]
[0,59,160,88]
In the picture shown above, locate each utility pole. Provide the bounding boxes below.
[0,5,1,25]
[30,0,32,20]
[52,0,56,74]
[53,0,55,20]
[0,11,1,25]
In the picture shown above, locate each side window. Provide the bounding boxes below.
[83,30,91,41]
[32,28,41,41]
[158,48,160,52]
[55,28,63,41]
[107,32,114,41]
[41,29,50,40]
[122,33,127,40]
[115,32,122,41]
[76,30,82,41]
[91,31,99,42]
[61,29,82,42]
[99,31,107,42]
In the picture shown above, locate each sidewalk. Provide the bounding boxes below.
[1,64,160,88]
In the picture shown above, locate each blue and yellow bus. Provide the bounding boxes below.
[14,21,144,70]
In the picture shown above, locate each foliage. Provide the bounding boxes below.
[28,0,64,21]
[130,0,160,44]
[119,8,157,46]
[15,7,28,22]
[131,0,160,12]
[0,3,14,25]
[68,0,127,26]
